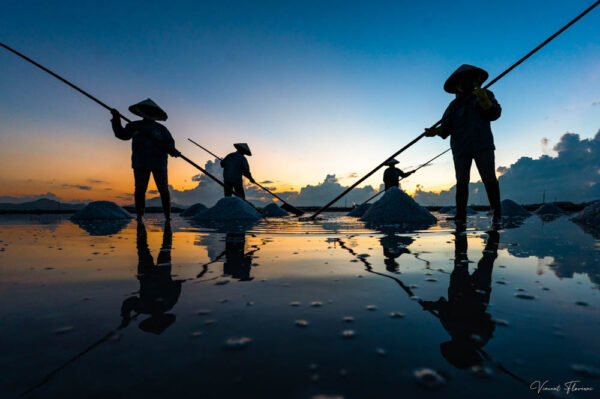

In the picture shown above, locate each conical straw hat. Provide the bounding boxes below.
[129,98,168,121]
[444,64,489,94]
[234,143,252,156]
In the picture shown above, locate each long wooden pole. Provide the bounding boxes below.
[309,0,600,218]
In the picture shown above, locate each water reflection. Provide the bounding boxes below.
[423,230,499,369]
[120,221,182,334]
[379,235,413,273]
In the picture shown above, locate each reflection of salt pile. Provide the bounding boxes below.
[193,197,261,221]
[181,203,207,217]
[347,203,371,217]
[262,203,289,217]
[71,201,132,220]
[438,206,477,215]
[535,203,563,215]
[500,199,530,217]
[361,187,436,225]
[571,201,600,237]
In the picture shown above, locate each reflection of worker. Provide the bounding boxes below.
[380,235,413,272]
[220,143,255,199]
[121,221,182,334]
[383,159,413,190]
[422,229,499,369]
[425,65,502,224]
[223,233,254,281]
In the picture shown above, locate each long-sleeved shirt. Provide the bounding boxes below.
[383,166,409,189]
[220,151,253,184]
[440,89,501,158]
[112,118,176,170]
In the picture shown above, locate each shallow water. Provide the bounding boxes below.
[1,213,599,398]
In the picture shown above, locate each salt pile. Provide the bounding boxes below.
[262,203,289,217]
[193,197,261,221]
[347,203,371,217]
[571,201,600,237]
[535,203,563,215]
[361,187,437,225]
[438,206,477,215]
[180,203,207,217]
[500,199,530,217]
[71,201,132,220]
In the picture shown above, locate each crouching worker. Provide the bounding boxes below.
[111,99,181,221]
[383,158,414,190]
[425,65,502,224]
[220,143,255,199]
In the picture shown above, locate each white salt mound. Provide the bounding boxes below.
[500,199,530,217]
[181,203,207,217]
[361,187,437,225]
[571,201,600,227]
[438,206,477,215]
[71,201,132,220]
[347,203,371,217]
[193,197,261,221]
[535,203,563,215]
[262,203,289,217]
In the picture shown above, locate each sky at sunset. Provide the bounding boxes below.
[1,0,599,204]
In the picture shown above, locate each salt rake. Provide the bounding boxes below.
[188,138,305,216]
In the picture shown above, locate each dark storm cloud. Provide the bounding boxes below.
[414,130,600,205]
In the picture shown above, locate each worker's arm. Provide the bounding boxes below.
[424,103,453,138]
[474,88,501,121]
[398,169,414,178]
[242,157,255,183]
[161,126,181,157]
[110,109,132,140]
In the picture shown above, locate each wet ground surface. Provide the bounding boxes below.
[1,212,599,398]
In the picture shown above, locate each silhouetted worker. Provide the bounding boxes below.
[383,159,414,190]
[425,65,502,224]
[220,143,255,199]
[110,99,180,220]
[380,234,413,272]
[422,229,499,369]
[120,221,182,334]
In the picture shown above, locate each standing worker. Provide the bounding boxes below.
[220,143,255,199]
[111,99,180,221]
[425,65,502,224]
[383,159,414,190]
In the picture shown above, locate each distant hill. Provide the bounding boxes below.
[0,198,86,212]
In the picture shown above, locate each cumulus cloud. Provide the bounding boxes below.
[277,174,376,207]
[414,130,600,205]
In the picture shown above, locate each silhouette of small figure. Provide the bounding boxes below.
[111,99,180,220]
[425,65,502,224]
[121,221,182,334]
[223,233,254,281]
[422,229,499,369]
[383,159,414,191]
[220,143,255,199]
[380,234,413,272]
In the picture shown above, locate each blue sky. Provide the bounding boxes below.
[1,0,599,201]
